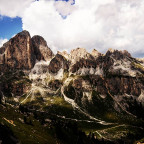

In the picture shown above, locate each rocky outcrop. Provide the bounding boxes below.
[64,74,144,118]
[91,49,101,58]
[48,54,69,74]
[106,76,141,96]
[67,48,143,77]
[105,49,131,60]
[71,58,97,73]
[32,35,54,61]
[69,48,103,74]
[0,31,54,71]
[70,48,93,64]
[0,31,36,70]
[0,71,31,99]
[57,51,69,59]
[67,75,142,97]
[48,80,62,90]
[137,58,144,64]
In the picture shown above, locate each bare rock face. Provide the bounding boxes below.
[0,30,36,70]
[71,58,97,73]
[0,71,31,101]
[122,50,131,57]
[105,49,131,60]
[48,79,62,90]
[0,31,54,72]
[64,74,144,118]
[57,51,69,59]
[69,48,133,75]
[48,54,69,74]
[0,42,8,66]
[70,48,92,64]
[91,49,101,58]
[32,35,54,61]
[137,58,144,64]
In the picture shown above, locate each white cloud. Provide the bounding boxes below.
[54,0,76,17]
[22,0,115,53]
[0,39,8,47]
[1,0,143,57]
[0,0,34,17]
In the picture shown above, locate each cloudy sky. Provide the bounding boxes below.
[0,0,144,57]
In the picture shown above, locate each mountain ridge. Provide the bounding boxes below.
[0,30,144,144]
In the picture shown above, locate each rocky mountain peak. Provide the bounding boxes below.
[70,48,91,63]
[137,58,144,63]
[0,30,35,71]
[137,58,144,67]
[17,30,30,37]
[105,48,131,60]
[57,50,69,59]
[121,50,131,57]
[70,47,87,54]
[91,49,101,58]
[32,35,47,47]
[32,35,54,61]
[0,30,54,72]
[107,48,115,53]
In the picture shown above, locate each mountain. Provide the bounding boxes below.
[0,30,144,144]
[0,30,53,71]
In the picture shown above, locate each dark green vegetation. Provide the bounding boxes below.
[0,104,95,144]
[0,102,144,144]
[0,104,57,144]
[0,104,111,144]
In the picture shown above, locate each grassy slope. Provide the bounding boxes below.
[0,104,57,144]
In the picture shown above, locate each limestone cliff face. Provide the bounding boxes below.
[64,74,144,118]
[105,48,131,60]
[57,51,69,59]
[65,75,142,98]
[0,31,35,70]
[32,35,54,61]
[137,58,144,64]
[91,49,102,58]
[67,48,102,75]
[48,54,69,74]
[0,31,54,71]
[70,48,93,64]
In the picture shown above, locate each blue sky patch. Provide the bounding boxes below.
[0,16,22,39]
[0,0,75,40]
